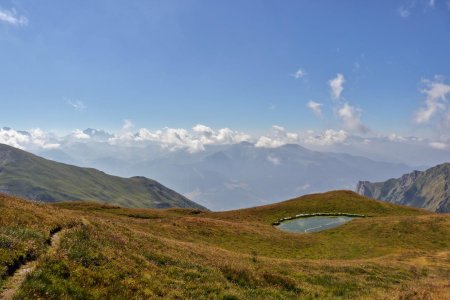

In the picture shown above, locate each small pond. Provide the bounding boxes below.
[275,216,357,233]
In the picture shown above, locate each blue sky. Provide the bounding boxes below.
[1,0,450,138]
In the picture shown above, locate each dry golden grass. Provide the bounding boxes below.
[1,191,449,299]
[0,195,79,287]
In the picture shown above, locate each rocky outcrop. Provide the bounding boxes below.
[356,163,450,213]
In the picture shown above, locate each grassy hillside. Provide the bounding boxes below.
[210,190,429,223]
[1,191,450,299]
[0,144,205,210]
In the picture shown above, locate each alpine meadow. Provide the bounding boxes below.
[1,1,450,299]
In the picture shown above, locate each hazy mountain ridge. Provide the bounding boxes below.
[37,138,413,211]
[356,163,450,213]
[1,127,417,211]
[0,143,205,210]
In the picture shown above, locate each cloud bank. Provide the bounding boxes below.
[108,122,252,153]
[0,128,59,150]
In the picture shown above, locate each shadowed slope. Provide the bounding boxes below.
[0,144,205,210]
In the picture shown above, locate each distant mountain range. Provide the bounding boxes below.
[357,163,450,213]
[0,143,205,210]
[2,127,420,211]
[130,143,415,211]
[33,132,413,210]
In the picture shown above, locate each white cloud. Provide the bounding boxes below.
[329,73,345,99]
[72,129,90,139]
[307,100,323,117]
[158,128,205,153]
[267,154,281,165]
[398,6,411,17]
[272,125,285,132]
[292,68,307,79]
[192,124,214,144]
[215,128,251,144]
[191,124,251,147]
[338,102,369,134]
[0,128,59,150]
[429,141,448,150]
[414,77,450,124]
[192,124,214,135]
[133,124,251,153]
[255,136,281,148]
[3,123,450,167]
[303,129,348,146]
[388,133,408,142]
[399,1,436,18]
[0,8,28,26]
[29,129,60,149]
[67,99,86,111]
[108,120,137,145]
[255,125,299,148]
[0,128,30,149]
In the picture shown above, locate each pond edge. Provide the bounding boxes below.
[272,213,368,226]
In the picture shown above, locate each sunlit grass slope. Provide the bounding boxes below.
[0,194,80,290]
[1,191,449,299]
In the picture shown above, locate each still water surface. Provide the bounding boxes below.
[276,216,356,233]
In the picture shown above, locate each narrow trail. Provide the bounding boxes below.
[0,229,64,300]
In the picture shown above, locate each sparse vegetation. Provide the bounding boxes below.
[1,191,450,299]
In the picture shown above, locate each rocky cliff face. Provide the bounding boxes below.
[355,181,373,197]
[356,163,450,213]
